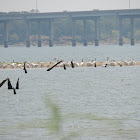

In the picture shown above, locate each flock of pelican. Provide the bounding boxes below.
[0,57,138,94]
[0,58,137,69]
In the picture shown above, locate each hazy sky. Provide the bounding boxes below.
[0,0,140,13]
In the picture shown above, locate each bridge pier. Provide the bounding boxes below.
[83,19,87,46]
[37,20,41,47]
[4,21,8,48]
[95,17,99,46]
[72,19,76,46]
[49,19,53,47]
[119,17,123,46]
[130,17,134,46]
[26,20,30,47]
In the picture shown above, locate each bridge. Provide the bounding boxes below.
[0,9,140,47]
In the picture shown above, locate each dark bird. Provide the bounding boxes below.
[0,78,8,88]
[64,64,66,70]
[16,78,19,89]
[23,61,27,73]
[71,61,74,68]
[47,60,62,71]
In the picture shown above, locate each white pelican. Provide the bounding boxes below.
[110,60,117,66]
[46,62,51,68]
[92,58,96,67]
[123,60,129,66]
[39,61,44,68]
[102,57,109,67]
[17,64,22,68]
[87,59,94,66]
[73,62,79,67]
[118,61,122,67]
[8,63,16,68]
[80,59,84,67]
[2,64,8,69]
[30,63,38,68]
[129,58,136,66]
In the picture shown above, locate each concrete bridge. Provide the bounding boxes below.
[0,9,140,47]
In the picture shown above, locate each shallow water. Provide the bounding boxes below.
[0,45,140,139]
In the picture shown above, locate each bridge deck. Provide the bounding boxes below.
[0,9,140,20]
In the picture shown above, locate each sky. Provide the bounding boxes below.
[0,0,140,13]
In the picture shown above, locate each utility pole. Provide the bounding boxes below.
[129,0,130,9]
[36,0,38,12]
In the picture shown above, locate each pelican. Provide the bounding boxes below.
[110,59,117,66]
[2,63,8,69]
[92,58,97,67]
[102,57,109,67]
[87,59,94,66]
[17,63,22,68]
[39,61,44,68]
[118,61,122,67]
[26,63,30,68]
[30,63,38,68]
[59,61,70,67]
[65,61,71,67]
[123,60,129,66]
[129,58,136,66]
[73,62,79,67]
[59,61,64,67]
[63,61,71,67]
[46,62,51,68]
[80,59,84,67]
[10,63,16,68]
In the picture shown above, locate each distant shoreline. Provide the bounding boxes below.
[1,40,140,47]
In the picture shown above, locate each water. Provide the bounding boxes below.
[0,44,140,63]
[0,45,140,140]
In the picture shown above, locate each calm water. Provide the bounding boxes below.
[0,45,140,140]
[0,44,140,62]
